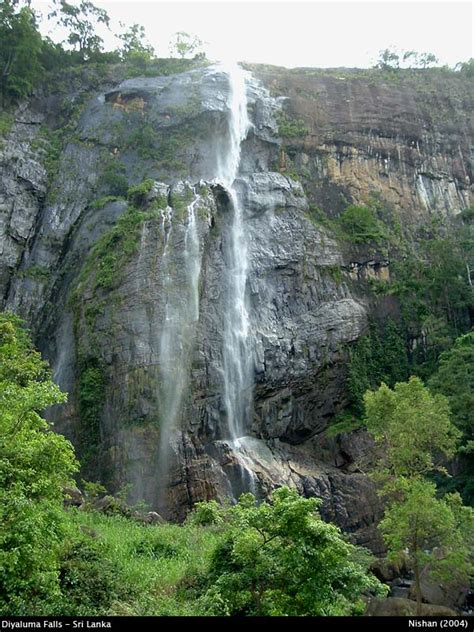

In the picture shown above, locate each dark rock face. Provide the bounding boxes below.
[1,64,472,549]
[0,106,47,302]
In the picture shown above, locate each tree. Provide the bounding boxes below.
[51,0,110,60]
[117,22,155,68]
[379,478,473,614]
[429,331,474,503]
[375,47,400,70]
[375,48,439,71]
[169,31,204,59]
[197,487,386,616]
[364,377,472,615]
[0,2,43,105]
[364,376,460,482]
[429,331,474,445]
[402,50,439,69]
[346,320,409,417]
[0,313,78,613]
[455,58,474,77]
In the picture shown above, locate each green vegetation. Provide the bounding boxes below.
[102,159,129,197]
[77,357,105,468]
[0,3,43,106]
[428,331,474,503]
[0,314,388,617]
[363,377,472,614]
[0,313,77,614]
[338,204,389,245]
[306,198,400,251]
[455,58,474,77]
[385,229,473,377]
[375,48,439,70]
[90,195,122,210]
[168,31,204,59]
[364,376,460,481]
[380,478,473,615]
[19,264,51,282]
[117,23,155,67]
[57,507,225,615]
[345,319,409,417]
[124,56,209,79]
[193,488,386,615]
[74,203,161,294]
[354,206,474,383]
[0,111,14,135]
[2,315,474,617]
[127,178,155,206]
[276,111,309,139]
[0,0,208,108]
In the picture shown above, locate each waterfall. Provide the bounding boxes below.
[157,189,202,508]
[217,63,254,442]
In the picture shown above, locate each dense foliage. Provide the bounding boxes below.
[0,0,207,109]
[0,0,473,617]
[0,315,387,615]
[380,478,473,615]
[338,204,389,245]
[364,377,473,613]
[0,313,77,613]
[364,376,460,481]
[428,330,474,503]
[194,488,386,615]
[346,319,409,416]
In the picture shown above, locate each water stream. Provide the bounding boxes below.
[217,62,254,442]
[216,63,259,497]
[157,189,202,508]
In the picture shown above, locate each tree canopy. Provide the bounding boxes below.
[364,376,473,614]
[364,376,460,481]
[0,313,77,613]
[428,330,474,503]
[196,487,386,616]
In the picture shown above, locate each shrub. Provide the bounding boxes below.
[103,161,129,197]
[276,111,309,138]
[188,500,225,526]
[127,178,154,206]
[197,488,386,615]
[58,536,128,614]
[338,204,388,244]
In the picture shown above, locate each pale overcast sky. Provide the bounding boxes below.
[32,0,473,68]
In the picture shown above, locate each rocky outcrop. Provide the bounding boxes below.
[365,597,457,616]
[0,63,472,550]
[248,65,472,225]
[0,106,46,302]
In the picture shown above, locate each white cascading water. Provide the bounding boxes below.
[157,189,202,506]
[216,62,254,443]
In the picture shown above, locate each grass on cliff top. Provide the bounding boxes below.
[64,508,223,615]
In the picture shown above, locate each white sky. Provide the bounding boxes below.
[32,0,473,68]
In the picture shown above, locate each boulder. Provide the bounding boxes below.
[63,486,84,507]
[365,597,457,616]
[409,572,470,610]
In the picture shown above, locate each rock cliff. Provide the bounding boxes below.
[0,62,472,551]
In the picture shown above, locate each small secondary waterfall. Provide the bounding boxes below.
[217,63,254,442]
[157,189,202,506]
